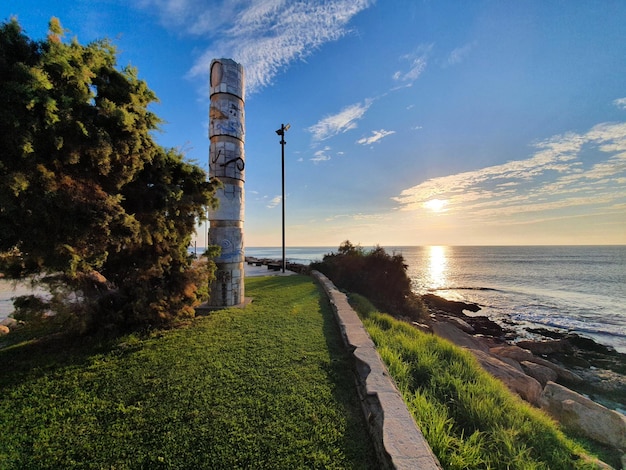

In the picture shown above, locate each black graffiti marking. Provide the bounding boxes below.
[211,149,221,164]
[221,157,245,172]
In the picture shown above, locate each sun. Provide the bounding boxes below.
[424,198,448,212]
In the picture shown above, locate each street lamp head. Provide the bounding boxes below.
[275,123,291,135]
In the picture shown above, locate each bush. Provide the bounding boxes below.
[311,241,427,320]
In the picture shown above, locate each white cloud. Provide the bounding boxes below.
[310,146,332,163]
[266,195,281,208]
[393,44,433,82]
[356,129,396,145]
[393,121,626,223]
[614,98,626,110]
[307,99,373,141]
[444,41,476,67]
[135,0,373,94]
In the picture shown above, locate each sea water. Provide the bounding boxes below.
[394,246,626,354]
[2,246,624,353]
[246,245,626,353]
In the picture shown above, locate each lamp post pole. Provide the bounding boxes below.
[276,123,290,273]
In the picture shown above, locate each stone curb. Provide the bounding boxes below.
[312,271,442,470]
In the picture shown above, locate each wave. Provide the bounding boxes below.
[510,313,626,339]
[431,286,504,293]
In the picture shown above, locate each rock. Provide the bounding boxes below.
[0,317,17,328]
[472,350,543,405]
[498,356,524,373]
[422,294,481,315]
[552,353,591,369]
[525,327,567,339]
[466,315,509,339]
[517,339,570,355]
[520,361,558,386]
[539,381,626,451]
[490,345,583,384]
[431,320,490,353]
[565,334,617,355]
[411,322,432,334]
[491,345,536,362]
[0,325,9,335]
[439,314,474,333]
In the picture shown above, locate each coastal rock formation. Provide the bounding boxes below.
[472,350,543,404]
[539,381,626,451]
[422,294,481,315]
[520,361,558,386]
[430,320,489,353]
[489,345,583,384]
[421,293,626,456]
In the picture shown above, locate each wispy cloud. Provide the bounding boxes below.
[307,99,373,141]
[134,0,373,94]
[311,146,332,163]
[266,195,281,209]
[393,121,626,224]
[444,41,476,67]
[393,43,433,83]
[614,97,626,110]
[356,129,396,145]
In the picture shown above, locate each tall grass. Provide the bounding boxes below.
[351,294,601,469]
[0,276,377,469]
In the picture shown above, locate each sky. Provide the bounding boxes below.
[3,0,626,247]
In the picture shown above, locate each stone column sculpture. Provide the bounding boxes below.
[208,59,245,307]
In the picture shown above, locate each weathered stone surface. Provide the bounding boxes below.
[517,339,570,355]
[472,350,543,405]
[0,317,17,328]
[439,314,474,333]
[422,293,480,315]
[520,360,558,386]
[431,320,489,353]
[313,271,442,469]
[490,345,583,384]
[490,345,535,362]
[498,356,524,372]
[539,381,626,451]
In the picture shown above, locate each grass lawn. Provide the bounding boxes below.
[0,275,377,469]
[349,294,610,469]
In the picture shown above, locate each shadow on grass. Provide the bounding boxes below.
[315,282,379,469]
[0,327,132,395]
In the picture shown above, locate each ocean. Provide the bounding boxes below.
[2,246,625,354]
[247,245,626,354]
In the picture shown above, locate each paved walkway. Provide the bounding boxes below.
[244,263,296,277]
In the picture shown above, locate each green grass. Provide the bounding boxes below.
[0,275,377,469]
[350,294,606,470]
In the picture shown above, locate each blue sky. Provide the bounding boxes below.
[4,0,626,246]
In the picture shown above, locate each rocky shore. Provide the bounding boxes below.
[420,293,626,466]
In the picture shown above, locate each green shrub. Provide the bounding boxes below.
[311,241,427,321]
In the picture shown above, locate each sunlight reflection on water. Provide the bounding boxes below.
[427,246,448,290]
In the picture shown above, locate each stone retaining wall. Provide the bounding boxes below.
[312,271,442,470]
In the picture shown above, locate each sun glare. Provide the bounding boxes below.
[424,198,448,212]
[427,245,448,290]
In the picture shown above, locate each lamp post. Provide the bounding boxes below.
[275,123,290,273]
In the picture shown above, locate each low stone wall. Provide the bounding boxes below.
[312,271,442,470]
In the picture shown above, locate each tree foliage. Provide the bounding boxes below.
[311,241,427,320]
[0,18,218,331]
